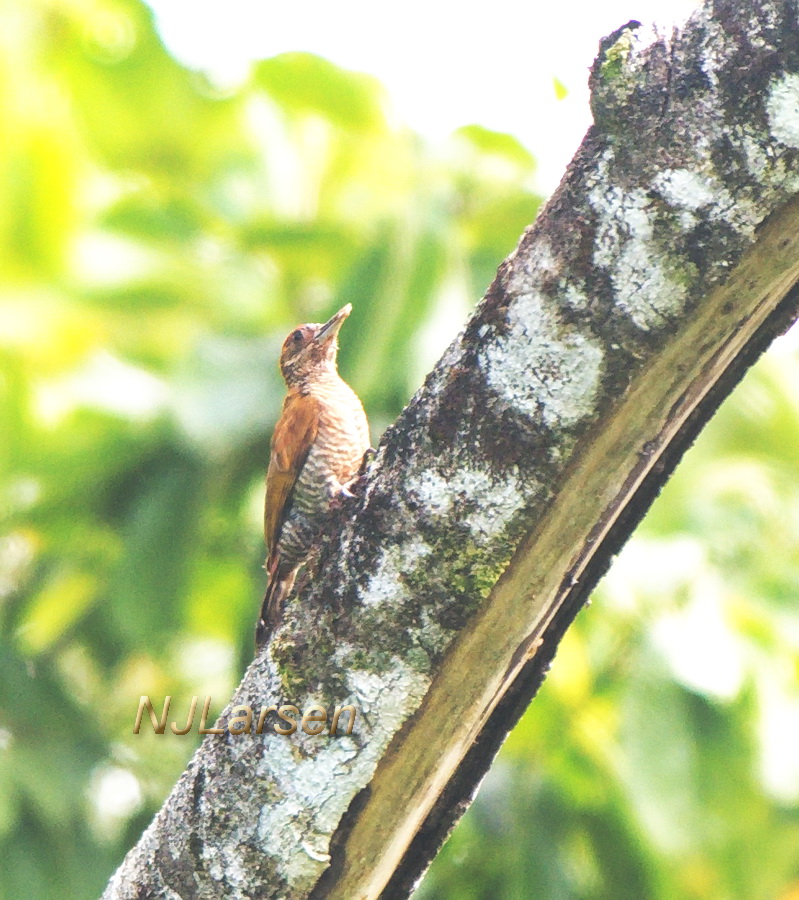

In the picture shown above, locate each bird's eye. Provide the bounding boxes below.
[291,330,303,344]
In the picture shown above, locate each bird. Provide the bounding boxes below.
[256,303,370,648]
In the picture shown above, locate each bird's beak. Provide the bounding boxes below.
[315,304,352,344]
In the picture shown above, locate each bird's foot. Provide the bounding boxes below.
[339,447,377,500]
[332,449,376,505]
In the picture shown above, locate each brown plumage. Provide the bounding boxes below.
[256,304,370,648]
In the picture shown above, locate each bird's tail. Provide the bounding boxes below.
[255,559,296,649]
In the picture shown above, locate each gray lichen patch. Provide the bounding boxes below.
[253,656,429,888]
[588,158,697,332]
[359,537,432,609]
[653,166,765,246]
[342,529,509,673]
[405,464,535,543]
[654,168,719,212]
[182,648,432,895]
[480,289,605,427]
[767,71,799,148]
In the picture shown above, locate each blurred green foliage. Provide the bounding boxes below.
[0,1,797,899]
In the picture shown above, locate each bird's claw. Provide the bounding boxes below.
[333,449,377,503]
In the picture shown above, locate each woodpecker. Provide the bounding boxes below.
[256,304,370,648]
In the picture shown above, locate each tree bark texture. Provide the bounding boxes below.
[104,2,799,898]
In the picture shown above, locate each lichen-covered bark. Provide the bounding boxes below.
[104,2,799,898]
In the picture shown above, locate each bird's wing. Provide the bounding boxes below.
[264,392,320,553]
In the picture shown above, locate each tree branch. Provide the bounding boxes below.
[104,1,799,897]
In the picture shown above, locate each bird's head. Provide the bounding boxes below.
[278,303,352,386]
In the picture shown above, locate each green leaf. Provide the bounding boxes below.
[454,124,536,169]
[253,53,386,131]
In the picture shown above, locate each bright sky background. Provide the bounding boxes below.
[145,0,701,194]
